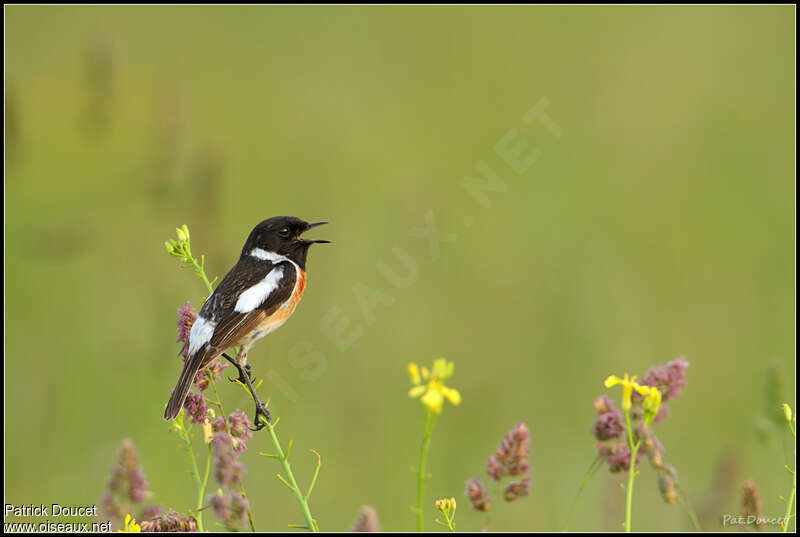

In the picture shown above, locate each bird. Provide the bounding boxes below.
[164,216,329,427]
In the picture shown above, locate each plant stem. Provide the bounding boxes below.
[263,418,319,532]
[197,443,212,530]
[783,419,796,532]
[783,475,795,533]
[186,245,214,297]
[675,484,702,532]
[562,455,603,531]
[178,426,206,532]
[416,408,436,532]
[623,408,640,532]
[438,510,456,532]
[783,477,795,532]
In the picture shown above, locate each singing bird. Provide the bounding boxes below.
[164,216,329,426]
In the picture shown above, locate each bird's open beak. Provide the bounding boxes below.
[302,221,330,244]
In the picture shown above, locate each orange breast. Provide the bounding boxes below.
[252,267,306,334]
[236,266,308,350]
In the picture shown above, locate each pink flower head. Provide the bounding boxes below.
[639,356,689,402]
[465,478,491,512]
[488,422,531,481]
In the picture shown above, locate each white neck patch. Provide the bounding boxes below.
[250,248,290,263]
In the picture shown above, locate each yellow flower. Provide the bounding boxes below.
[408,363,421,385]
[784,403,793,423]
[604,373,650,411]
[118,514,141,532]
[408,359,461,414]
[605,372,662,422]
[203,418,213,444]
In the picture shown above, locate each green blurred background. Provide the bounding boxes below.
[4,5,795,532]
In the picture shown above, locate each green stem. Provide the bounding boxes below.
[179,427,205,532]
[263,418,319,532]
[197,443,212,530]
[562,456,603,531]
[416,409,436,532]
[783,419,796,532]
[675,484,702,532]
[623,408,640,532]
[186,244,214,296]
[440,510,456,532]
[783,473,795,532]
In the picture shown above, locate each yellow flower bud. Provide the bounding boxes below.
[203,418,213,444]
[176,225,190,242]
[642,387,662,424]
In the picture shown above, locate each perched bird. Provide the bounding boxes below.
[164,216,329,425]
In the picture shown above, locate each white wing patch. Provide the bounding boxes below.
[188,315,217,356]
[234,266,285,313]
[250,248,290,263]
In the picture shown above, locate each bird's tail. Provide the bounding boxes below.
[164,354,205,420]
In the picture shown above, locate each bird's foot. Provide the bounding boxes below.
[228,363,253,385]
[251,400,271,431]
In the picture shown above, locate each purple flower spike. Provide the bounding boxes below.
[503,477,531,501]
[212,432,245,487]
[465,478,492,512]
[194,358,230,391]
[640,356,689,402]
[175,301,196,344]
[209,491,248,530]
[183,391,208,425]
[227,410,253,455]
[487,455,505,481]
[210,492,231,523]
[592,408,625,441]
[602,443,639,473]
[140,508,197,532]
[488,422,531,480]
[350,505,381,532]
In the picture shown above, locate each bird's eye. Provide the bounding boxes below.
[279,227,291,237]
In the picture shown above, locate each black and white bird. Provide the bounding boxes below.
[164,216,329,424]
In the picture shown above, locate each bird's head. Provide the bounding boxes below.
[242,216,329,269]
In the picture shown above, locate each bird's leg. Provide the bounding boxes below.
[222,352,271,430]
[228,347,253,384]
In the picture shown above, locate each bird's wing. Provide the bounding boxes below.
[188,257,297,366]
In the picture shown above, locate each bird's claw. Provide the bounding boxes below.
[250,402,271,431]
[228,363,254,385]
